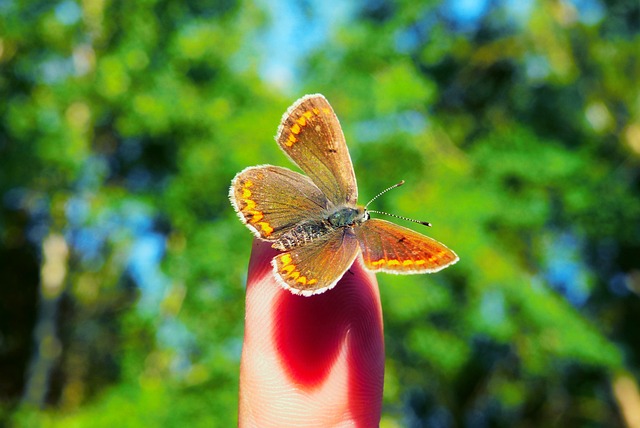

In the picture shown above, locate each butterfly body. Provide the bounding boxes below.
[230,94,458,296]
[272,218,335,250]
[327,206,368,228]
[273,205,368,250]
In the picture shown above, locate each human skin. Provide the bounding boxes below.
[238,239,385,427]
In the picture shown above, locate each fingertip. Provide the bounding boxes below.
[247,239,279,289]
[240,240,384,426]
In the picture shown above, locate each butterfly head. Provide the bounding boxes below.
[327,206,369,228]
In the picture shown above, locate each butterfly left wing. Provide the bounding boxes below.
[275,94,358,206]
[272,229,360,296]
[229,165,329,242]
[355,219,458,274]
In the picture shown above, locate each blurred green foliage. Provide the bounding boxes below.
[1,0,639,426]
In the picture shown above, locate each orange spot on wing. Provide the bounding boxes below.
[281,265,295,275]
[415,260,426,266]
[286,134,297,146]
[427,251,446,263]
[281,254,292,266]
[289,271,300,280]
[402,260,414,266]
[239,178,274,236]
[296,276,307,285]
[258,222,273,236]
[428,251,447,262]
[387,259,401,266]
[296,116,307,126]
[243,199,256,210]
[312,108,320,115]
[371,260,386,267]
[303,111,313,119]
[322,108,331,115]
[291,123,301,134]
[240,180,264,224]
[248,210,263,223]
[307,279,318,285]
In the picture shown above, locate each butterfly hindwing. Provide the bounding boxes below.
[355,219,459,274]
[229,165,328,241]
[275,94,358,207]
[272,229,360,296]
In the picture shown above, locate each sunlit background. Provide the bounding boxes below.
[1,0,640,426]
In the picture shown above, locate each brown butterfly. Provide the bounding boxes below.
[229,94,458,296]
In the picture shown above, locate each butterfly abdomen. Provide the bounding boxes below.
[272,221,332,251]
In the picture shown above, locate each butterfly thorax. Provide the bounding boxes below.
[327,206,368,227]
[272,206,368,251]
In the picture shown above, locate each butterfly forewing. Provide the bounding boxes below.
[356,219,459,273]
[230,165,328,241]
[275,94,358,206]
[272,229,360,296]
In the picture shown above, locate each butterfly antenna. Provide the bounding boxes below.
[364,180,406,209]
[364,180,432,227]
[367,210,432,227]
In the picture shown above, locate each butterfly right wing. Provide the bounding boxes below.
[229,165,329,242]
[356,219,459,274]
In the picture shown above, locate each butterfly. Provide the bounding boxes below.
[229,94,458,296]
